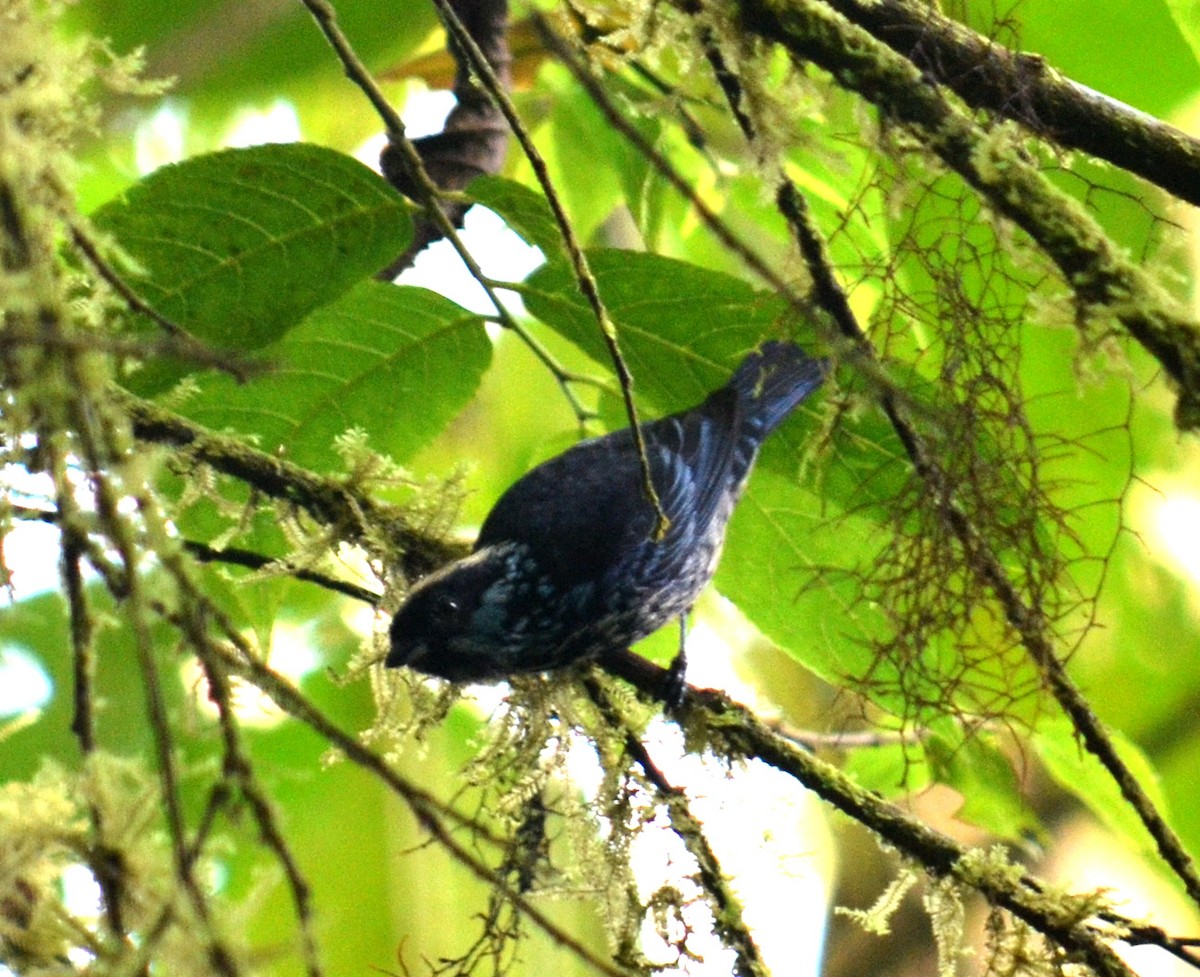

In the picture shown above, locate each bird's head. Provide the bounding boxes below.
[386,544,528,682]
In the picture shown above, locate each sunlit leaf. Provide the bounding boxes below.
[1034,716,1172,859]
[180,281,490,471]
[93,143,413,394]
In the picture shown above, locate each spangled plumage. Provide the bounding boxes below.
[387,341,826,683]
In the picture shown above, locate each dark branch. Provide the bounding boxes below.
[378,0,512,274]
[116,391,465,578]
[595,651,1156,977]
[823,0,1200,209]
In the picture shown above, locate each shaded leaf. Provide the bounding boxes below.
[1165,0,1200,65]
[181,281,491,472]
[93,143,413,393]
[468,175,560,257]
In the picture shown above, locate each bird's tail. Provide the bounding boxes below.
[730,340,828,438]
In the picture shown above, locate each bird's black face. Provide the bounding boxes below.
[386,545,528,682]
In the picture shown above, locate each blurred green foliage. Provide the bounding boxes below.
[4,1,1200,974]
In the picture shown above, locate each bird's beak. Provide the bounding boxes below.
[385,637,426,669]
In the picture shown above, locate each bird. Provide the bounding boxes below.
[386,340,826,694]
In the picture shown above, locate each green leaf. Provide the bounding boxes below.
[92,143,413,393]
[926,725,1043,842]
[180,281,491,471]
[524,249,795,407]
[467,175,561,257]
[1034,717,1171,857]
[717,462,888,685]
[1165,0,1200,66]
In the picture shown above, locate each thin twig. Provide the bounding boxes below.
[184,604,324,977]
[296,0,595,424]
[294,0,406,136]
[68,223,261,383]
[60,393,242,974]
[12,504,382,606]
[429,0,671,535]
[182,539,381,605]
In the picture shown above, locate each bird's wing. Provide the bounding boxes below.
[475,431,656,588]
[476,392,741,590]
[642,383,743,536]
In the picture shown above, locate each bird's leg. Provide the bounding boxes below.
[663,613,689,711]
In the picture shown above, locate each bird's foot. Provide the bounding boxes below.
[662,648,689,714]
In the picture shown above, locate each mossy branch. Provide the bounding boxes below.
[819,0,1200,209]
[115,389,466,579]
[682,0,1200,917]
[734,0,1200,431]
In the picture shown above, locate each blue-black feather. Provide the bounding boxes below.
[387,341,827,682]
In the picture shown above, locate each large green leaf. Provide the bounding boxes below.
[467,175,562,257]
[524,249,795,407]
[180,281,491,472]
[1033,716,1172,861]
[92,143,413,393]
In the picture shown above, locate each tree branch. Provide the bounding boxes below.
[819,0,1200,208]
[115,389,465,579]
[731,0,1200,430]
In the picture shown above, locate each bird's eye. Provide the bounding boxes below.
[431,593,461,627]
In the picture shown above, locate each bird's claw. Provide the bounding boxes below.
[662,648,689,714]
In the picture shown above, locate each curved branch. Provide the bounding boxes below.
[377,0,511,272]
[733,0,1200,431]
[595,650,1167,977]
[820,0,1200,209]
[116,390,465,578]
